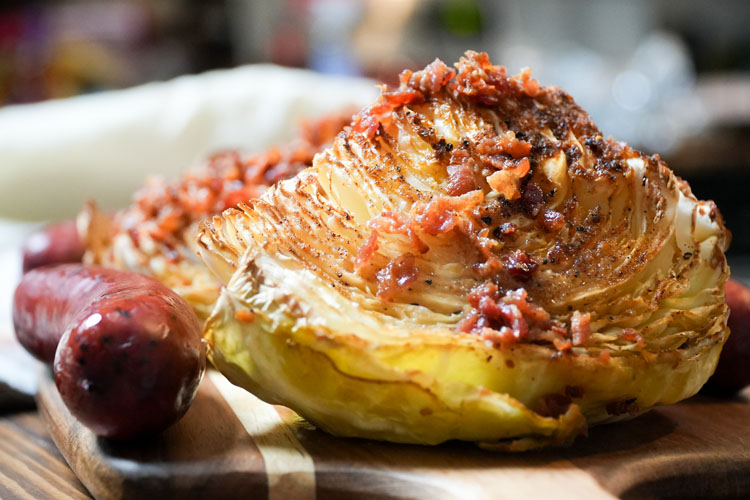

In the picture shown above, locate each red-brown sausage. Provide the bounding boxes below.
[13,265,205,438]
[14,265,102,363]
[22,220,86,273]
[704,278,750,395]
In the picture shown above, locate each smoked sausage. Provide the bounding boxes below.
[704,278,750,395]
[13,265,205,438]
[22,221,85,273]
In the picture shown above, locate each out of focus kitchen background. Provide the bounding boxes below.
[1,0,749,268]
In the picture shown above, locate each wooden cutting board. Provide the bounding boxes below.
[37,369,750,500]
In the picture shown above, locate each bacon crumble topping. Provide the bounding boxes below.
[376,253,419,300]
[346,50,661,351]
[117,112,354,257]
[193,49,731,450]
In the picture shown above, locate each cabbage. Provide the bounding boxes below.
[81,202,220,319]
[198,52,729,449]
[80,113,350,319]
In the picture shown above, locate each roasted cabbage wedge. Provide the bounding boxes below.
[81,112,351,319]
[198,51,730,449]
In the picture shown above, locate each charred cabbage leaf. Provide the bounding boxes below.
[198,51,730,449]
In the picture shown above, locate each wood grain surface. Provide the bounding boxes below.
[36,369,750,500]
[0,410,91,499]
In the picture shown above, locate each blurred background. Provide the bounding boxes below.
[0,0,749,259]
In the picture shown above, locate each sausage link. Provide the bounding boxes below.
[13,265,206,438]
[703,279,750,395]
[22,221,85,273]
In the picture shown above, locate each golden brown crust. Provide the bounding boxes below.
[217,50,729,356]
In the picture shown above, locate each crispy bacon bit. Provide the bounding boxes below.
[156,206,182,234]
[376,253,419,300]
[234,309,256,323]
[518,67,540,97]
[382,89,424,109]
[481,326,525,346]
[541,209,565,233]
[570,311,591,346]
[521,183,544,216]
[505,249,538,282]
[351,110,380,139]
[509,288,550,323]
[467,282,498,308]
[459,284,550,346]
[449,52,548,105]
[446,163,477,196]
[456,309,480,333]
[513,157,532,177]
[503,132,533,159]
[368,211,408,233]
[358,191,484,270]
[482,298,528,339]
[446,148,478,196]
[412,199,457,236]
[368,211,428,254]
[354,231,379,273]
[451,51,515,106]
[476,131,532,160]
[487,171,518,199]
[486,158,530,200]
[353,81,427,140]
[400,59,455,95]
[475,136,504,157]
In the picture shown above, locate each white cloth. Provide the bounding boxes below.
[0,65,377,221]
[0,65,378,339]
